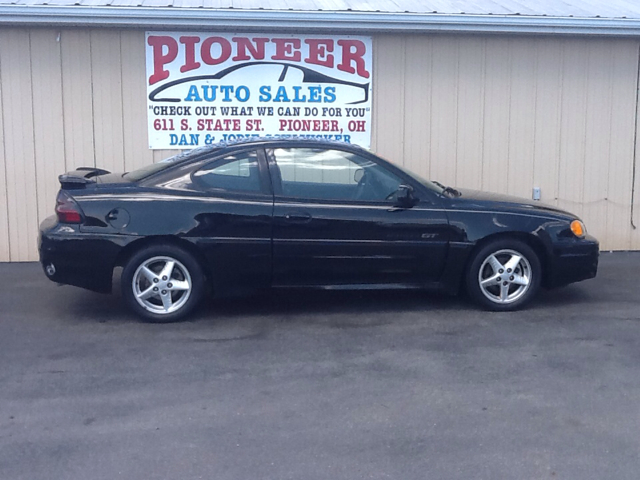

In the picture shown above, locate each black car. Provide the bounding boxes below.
[39,138,598,321]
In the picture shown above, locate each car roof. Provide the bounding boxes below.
[165,136,370,164]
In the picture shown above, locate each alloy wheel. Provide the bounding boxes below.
[477,249,532,305]
[132,256,192,314]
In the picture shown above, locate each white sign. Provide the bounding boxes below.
[145,32,372,149]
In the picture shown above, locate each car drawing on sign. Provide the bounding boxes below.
[39,138,599,322]
[148,62,370,104]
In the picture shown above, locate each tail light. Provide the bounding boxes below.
[55,191,84,224]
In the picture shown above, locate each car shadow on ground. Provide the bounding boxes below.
[64,272,596,328]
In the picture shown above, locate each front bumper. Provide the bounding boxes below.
[39,216,124,293]
[544,234,599,288]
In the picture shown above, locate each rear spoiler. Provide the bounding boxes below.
[59,167,111,189]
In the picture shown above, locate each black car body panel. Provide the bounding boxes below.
[39,138,598,303]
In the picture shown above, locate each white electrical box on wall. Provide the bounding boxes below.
[533,187,541,201]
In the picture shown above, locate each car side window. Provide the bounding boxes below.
[193,151,262,193]
[271,148,404,202]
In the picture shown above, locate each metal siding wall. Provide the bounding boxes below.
[481,38,512,194]
[506,41,536,198]
[0,30,39,261]
[372,36,405,164]
[30,30,67,237]
[0,64,8,262]
[91,30,126,174]
[121,30,155,172]
[61,30,96,170]
[402,35,432,180]
[607,43,638,250]
[455,38,485,190]
[373,34,640,251]
[429,36,458,183]
[0,28,640,261]
[531,40,563,219]
[0,28,180,261]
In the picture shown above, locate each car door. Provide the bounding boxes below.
[151,147,274,294]
[266,145,450,287]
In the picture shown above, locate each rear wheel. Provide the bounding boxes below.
[466,239,541,311]
[121,244,204,322]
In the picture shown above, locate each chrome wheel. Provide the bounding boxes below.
[477,249,532,305]
[132,256,192,314]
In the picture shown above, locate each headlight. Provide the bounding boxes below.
[570,219,586,238]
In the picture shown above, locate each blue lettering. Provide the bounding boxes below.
[308,86,322,103]
[220,86,234,102]
[185,85,202,102]
[202,85,217,102]
[292,86,307,103]
[259,85,271,102]
[236,85,250,102]
[273,86,290,102]
[324,87,336,103]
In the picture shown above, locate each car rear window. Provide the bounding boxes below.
[124,146,220,182]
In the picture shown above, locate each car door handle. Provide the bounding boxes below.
[283,211,312,223]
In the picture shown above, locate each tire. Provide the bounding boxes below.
[465,239,541,311]
[121,244,205,322]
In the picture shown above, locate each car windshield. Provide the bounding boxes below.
[124,146,218,182]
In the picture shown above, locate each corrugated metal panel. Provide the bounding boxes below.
[7,6,640,37]
[531,38,562,228]
[402,35,432,182]
[373,34,640,250]
[90,30,126,173]
[61,30,96,170]
[455,37,484,190]
[30,30,67,236]
[120,30,155,172]
[582,41,614,249]
[607,41,638,250]
[480,37,511,194]
[0,30,39,261]
[505,40,536,199]
[3,0,640,18]
[0,66,8,262]
[371,36,405,164]
[428,36,458,184]
[1,28,640,262]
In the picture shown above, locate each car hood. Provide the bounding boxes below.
[449,188,577,220]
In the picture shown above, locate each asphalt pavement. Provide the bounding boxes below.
[1,252,640,480]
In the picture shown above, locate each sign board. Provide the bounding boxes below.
[145,32,372,149]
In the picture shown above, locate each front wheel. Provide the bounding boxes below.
[121,244,204,322]
[465,239,541,311]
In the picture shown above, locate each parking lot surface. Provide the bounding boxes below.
[1,253,640,480]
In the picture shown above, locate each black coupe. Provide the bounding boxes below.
[39,138,598,321]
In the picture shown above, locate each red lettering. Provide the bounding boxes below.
[201,37,232,65]
[304,39,334,68]
[337,39,369,78]
[271,38,301,61]
[148,36,178,85]
[232,37,268,61]
[180,36,201,73]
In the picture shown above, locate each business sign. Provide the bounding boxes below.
[145,32,372,149]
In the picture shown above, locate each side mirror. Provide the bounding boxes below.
[395,184,418,208]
